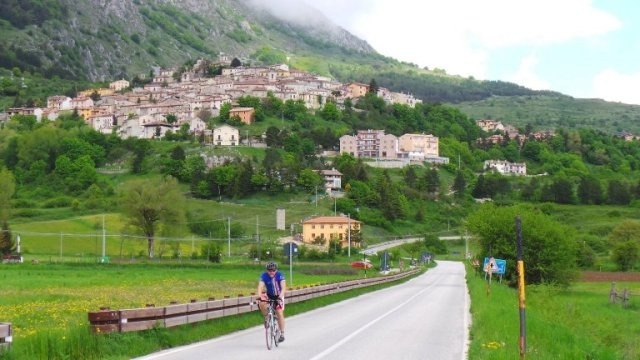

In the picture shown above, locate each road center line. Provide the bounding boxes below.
[309,275,436,360]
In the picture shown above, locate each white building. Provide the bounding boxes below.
[484,160,527,176]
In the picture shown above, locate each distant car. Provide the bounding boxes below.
[350,260,373,269]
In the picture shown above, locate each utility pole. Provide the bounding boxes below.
[348,214,351,258]
[101,215,106,262]
[227,217,231,258]
[516,216,527,359]
[256,216,260,260]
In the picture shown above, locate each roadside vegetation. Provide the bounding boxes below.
[2,54,640,360]
[467,265,640,359]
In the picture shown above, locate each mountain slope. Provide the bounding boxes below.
[3,0,640,135]
[0,0,375,81]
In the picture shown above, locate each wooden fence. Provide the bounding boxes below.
[609,282,634,308]
[0,323,12,349]
[89,269,419,334]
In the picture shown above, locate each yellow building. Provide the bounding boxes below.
[301,215,362,249]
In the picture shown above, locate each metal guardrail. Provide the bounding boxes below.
[88,269,419,334]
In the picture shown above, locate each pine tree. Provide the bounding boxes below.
[0,221,14,255]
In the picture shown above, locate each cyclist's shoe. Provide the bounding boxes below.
[278,334,285,342]
[263,317,267,328]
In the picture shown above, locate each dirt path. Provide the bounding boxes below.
[581,271,640,282]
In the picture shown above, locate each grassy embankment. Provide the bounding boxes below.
[2,259,639,359]
[0,261,430,359]
[466,265,640,359]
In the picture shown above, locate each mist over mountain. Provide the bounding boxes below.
[3,0,640,134]
[0,0,374,81]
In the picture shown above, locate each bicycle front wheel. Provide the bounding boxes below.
[265,312,275,350]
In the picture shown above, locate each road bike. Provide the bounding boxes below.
[259,298,281,350]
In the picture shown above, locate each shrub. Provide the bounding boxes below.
[43,196,73,208]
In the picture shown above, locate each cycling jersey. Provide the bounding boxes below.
[260,271,285,299]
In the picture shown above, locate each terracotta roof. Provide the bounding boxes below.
[302,216,361,225]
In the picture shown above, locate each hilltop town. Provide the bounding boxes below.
[5,54,420,141]
[12,54,638,179]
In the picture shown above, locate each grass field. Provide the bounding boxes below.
[0,261,379,359]
[2,260,639,359]
[467,264,640,360]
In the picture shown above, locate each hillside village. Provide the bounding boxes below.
[5,54,420,139]
[9,54,636,179]
[4,55,640,251]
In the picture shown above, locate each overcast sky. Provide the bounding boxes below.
[293,0,640,105]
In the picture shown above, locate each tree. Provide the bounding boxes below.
[296,168,323,193]
[608,220,640,271]
[471,174,488,198]
[89,90,100,102]
[403,165,419,189]
[0,167,16,223]
[165,113,177,125]
[119,176,186,258]
[577,176,604,205]
[375,171,406,220]
[219,102,232,121]
[264,126,282,147]
[541,177,575,204]
[368,78,379,94]
[452,170,466,199]
[319,102,342,122]
[424,167,440,196]
[466,203,578,286]
[607,179,631,205]
[0,221,14,255]
[230,58,242,67]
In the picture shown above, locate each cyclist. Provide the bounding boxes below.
[257,261,286,342]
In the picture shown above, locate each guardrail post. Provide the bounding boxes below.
[609,282,617,304]
[0,323,12,350]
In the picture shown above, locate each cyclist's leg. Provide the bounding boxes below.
[276,301,285,341]
[258,294,268,316]
[276,308,285,332]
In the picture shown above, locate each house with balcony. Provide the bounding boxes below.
[339,129,398,159]
[318,168,342,193]
[210,124,240,146]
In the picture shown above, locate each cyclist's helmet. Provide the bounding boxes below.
[266,262,277,271]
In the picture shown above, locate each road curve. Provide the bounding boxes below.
[134,261,470,360]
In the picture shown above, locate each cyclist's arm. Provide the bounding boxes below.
[257,280,266,297]
[279,279,286,299]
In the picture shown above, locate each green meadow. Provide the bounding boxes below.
[2,260,639,359]
[467,267,640,360]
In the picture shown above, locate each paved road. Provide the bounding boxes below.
[362,236,470,255]
[134,261,469,360]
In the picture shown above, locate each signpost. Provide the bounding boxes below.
[515,216,527,359]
